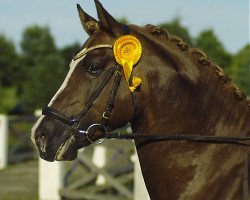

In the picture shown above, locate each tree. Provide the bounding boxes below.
[19,25,67,112]
[118,17,129,24]
[0,34,20,113]
[20,25,57,66]
[21,53,66,112]
[194,29,232,69]
[0,34,18,87]
[229,44,250,95]
[159,17,193,45]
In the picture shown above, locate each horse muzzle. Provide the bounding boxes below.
[33,117,78,161]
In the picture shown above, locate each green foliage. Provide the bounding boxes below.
[0,87,18,113]
[194,29,232,69]
[0,34,20,113]
[21,53,66,112]
[229,44,250,95]
[0,34,18,87]
[19,25,67,113]
[20,25,56,61]
[159,17,193,45]
[118,17,129,24]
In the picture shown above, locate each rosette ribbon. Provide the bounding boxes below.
[114,35,142,92]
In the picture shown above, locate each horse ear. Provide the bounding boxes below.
[77,4,99,36]
[94,0,121,35]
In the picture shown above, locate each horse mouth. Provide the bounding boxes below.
[54,135,77,161]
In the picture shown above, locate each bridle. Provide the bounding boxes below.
[42,25,130,144]
[42,59,123,144]
[42,38,250,148]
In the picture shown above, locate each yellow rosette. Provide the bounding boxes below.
[113,35,142,92]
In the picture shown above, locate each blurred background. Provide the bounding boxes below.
[0,0,249,114]
[0,0,249,199]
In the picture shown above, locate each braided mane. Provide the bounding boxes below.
[132,24,250,110]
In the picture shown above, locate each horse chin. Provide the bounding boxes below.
[75,134,92,149]
[54,135,78,161]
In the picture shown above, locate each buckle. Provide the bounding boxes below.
[102,112,110,120]
[71,119,79,131]
[79,124,106,144]
[114,70,122,76]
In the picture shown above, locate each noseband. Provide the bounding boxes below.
[42,63,122,144]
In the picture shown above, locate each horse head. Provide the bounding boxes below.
[31,1,140,161]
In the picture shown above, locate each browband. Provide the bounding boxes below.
[73,44,113,60]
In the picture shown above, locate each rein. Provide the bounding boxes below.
[104,131,250,149]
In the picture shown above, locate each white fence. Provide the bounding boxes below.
[0,113,150,200]
[39,159,64,200]
[39,143,150,200]
[0,115,8,169]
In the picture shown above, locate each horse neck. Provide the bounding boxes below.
[131,26,250,137]
[134,73,249,136]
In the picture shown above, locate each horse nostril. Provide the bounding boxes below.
[36,130,47,153]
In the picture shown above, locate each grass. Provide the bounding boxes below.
[0,160,38,200]
[0,131,134,200]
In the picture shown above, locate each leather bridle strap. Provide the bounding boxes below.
[99,69,122,131]
[105,132,250,149]
[42,106,74,126]
[76,65,120,122]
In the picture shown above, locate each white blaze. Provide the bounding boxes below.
[48,50,87,107]
[31,115,45,144]
[31,50,86,143]
[30,44,112,143]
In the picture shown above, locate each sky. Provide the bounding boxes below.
[0,0,249,54]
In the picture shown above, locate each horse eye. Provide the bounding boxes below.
[86,65,102,75]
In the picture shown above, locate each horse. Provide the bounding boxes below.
[31,1,250,199]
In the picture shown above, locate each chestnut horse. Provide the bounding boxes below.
[31,1,250,199]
